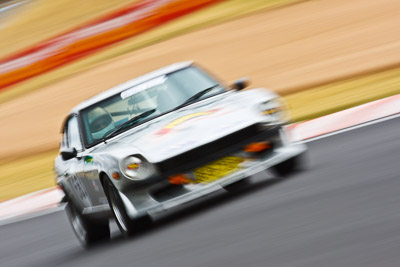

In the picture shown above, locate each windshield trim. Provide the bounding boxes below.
[81,90,229,149]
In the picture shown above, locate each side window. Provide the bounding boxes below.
[60,127,68,149]
[66,116,83,151]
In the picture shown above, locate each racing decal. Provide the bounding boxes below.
[92,180,100,192]
[70,175,91,205]
[84,155,93,165]
[155,108,220,136]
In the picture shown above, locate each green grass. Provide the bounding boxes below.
[284,67,400,122]
[0,151,58,202]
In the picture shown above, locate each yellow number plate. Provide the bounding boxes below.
[194,156,244,184]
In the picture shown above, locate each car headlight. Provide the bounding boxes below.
[258,98,289,123]
[120,156,155,180]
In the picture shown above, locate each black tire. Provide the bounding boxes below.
[270,153,307,177]
[223,177,251,193]
[65,200,110,248]
[103,177,152,237]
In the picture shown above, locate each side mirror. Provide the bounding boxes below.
[230,77,250,91]
[61,147,77,161]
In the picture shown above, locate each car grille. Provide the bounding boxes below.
[156,123,281,174]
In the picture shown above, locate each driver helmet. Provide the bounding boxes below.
[88,107,115,140]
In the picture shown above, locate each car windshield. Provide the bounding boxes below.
[80,66,225,147]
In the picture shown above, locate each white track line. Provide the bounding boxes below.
[304,112,400,143]
[0,204,66,227]
[0,187,64,218]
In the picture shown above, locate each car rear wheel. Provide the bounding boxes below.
[223,177,251,193]
[103,177,152,237]
[65,200,110,248]
[270,153,308,177]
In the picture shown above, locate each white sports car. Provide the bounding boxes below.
[54,61,307,247]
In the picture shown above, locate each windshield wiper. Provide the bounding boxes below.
[102,108,156,142]
[173,84,220,111]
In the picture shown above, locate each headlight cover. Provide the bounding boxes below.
[258,98,289,123]
[120,156,155,180]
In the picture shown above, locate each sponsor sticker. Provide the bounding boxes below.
[155,108,220,136]
[84,155,93,165]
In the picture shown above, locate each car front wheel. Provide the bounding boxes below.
[65,200,110,248]
[103,177,152,237]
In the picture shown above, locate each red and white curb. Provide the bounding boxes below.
[0,187,64,222]
[1,94,400,224]
[287,94,400,142]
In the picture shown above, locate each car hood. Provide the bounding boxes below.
[97,88,278,163]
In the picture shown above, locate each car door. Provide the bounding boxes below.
[81,152,109,208]
[60,115,93,210]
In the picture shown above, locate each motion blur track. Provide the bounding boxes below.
[1,116,399,267]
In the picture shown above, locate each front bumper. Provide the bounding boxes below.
[120,141,307,219]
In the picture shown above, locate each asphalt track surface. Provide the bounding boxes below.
[1,117,399,267]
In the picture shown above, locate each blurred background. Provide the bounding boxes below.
[0,0,400,265]
[1,0,399,208]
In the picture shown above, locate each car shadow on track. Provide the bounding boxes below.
[60,172,300,256]
[109,172,297,242]
[30,173,299,266]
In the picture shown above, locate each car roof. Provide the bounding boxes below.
[68,61,194,114]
